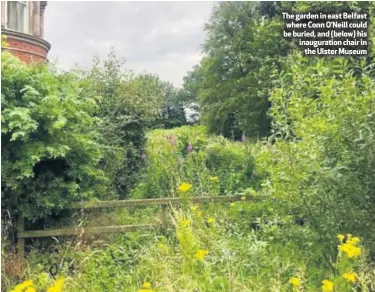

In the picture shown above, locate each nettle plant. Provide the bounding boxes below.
[1,52,108,220]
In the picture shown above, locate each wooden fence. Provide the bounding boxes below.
[17,194,260,257]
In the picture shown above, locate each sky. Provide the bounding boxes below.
[44,1,215,87]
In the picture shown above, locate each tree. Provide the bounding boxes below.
[184,1,375,140]
[134,74,187,129]
[77,50,187,198]
[178,65,204,123]
[182,2,290,139]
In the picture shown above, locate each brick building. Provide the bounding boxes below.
[1,1,50,63]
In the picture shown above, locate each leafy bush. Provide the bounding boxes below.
[1,52,108,220]
[258,53,375,250]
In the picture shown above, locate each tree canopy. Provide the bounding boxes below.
[181,1,375,140]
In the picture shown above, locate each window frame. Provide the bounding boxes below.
[6,1,29,34]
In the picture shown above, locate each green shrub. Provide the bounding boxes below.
[1,52,108,220]
[258,53,375,250]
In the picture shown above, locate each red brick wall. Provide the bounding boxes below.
[3,36,49,64]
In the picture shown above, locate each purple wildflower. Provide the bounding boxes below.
[187,143,193,153]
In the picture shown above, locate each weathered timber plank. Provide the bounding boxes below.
[161,204,167,233]
[68,194,259,209]
[17,215,25,258]
[18,224,157,238]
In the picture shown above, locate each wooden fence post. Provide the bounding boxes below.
[17,215,25,258]
[161,205,167,233]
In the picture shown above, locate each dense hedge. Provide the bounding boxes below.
[1,52,108,220]
[1,49,187,220]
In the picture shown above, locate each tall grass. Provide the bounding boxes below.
[3,125,375,291]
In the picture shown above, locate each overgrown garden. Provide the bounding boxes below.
[2,1,375,291]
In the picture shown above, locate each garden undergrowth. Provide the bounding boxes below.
[3,125,375,291]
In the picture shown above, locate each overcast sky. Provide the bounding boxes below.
[44,1,214,87]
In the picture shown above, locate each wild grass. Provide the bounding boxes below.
[2,125,375,291]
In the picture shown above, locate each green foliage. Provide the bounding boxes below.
[131,125,259,199]
[134,74,187,129]
[1,52,108,220]
[178,65,203,123]
[258,53,375,249]
[0,47,188,218]
[182,1,290,139]
[184,1,374,140]
[3,2,375,292]
[4,203,375,291]
[76,51,146,198]
[77,50,187,198]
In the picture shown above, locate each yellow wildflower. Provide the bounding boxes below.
[181,219,190,227]
[338,234,361,258]
[10,280,33,292]
[196,211,202,217]
[321,280,334,292]
[177,183,192,192]
[339,243,361,258]
[55,279,64,289]
[138,282,154,292]
[289,277,301,287]
[209,176,219,182]
[23,281,33,287]
[241,196,246,201]
[348,237,360,245]
[191,205,199,211]
[337,234,345,242]
[25,288,36,292]
[343,272,357,283]
[207,217,215,224]
[47,278,64,292]
[195,249,208,260]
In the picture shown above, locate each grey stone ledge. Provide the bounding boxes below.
[1,28,51,51]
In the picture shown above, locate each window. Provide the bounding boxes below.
[7,1,27,33]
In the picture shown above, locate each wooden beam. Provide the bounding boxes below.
[68,195,259,210]
[17,215,25,258]
[161,205,167,233]
[18,224,157,238]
